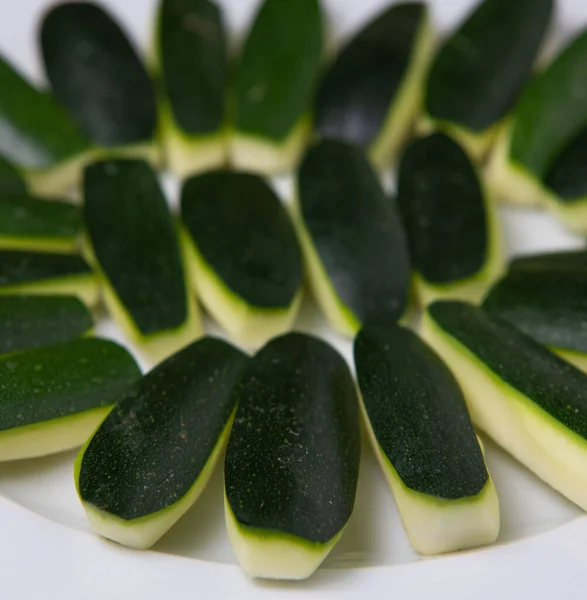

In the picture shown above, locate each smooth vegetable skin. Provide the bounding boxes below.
[76,337,248,550]
[423,301,587,510]
[180,170,302,348]
[0,250,98,307]
[314,3,433,170]
[0,294,92,355]
[509,250,587,273]
[84,159,201,363]
[231,0,323,174]
[354,322,499,555]
[155,0,228,176]
[225,333,360,580]
[397,133,502,305]
[424,0,552,160]
[40,2,158,162]
[295,140,410,337]
[0,155,27,196]
[0,337,140,461]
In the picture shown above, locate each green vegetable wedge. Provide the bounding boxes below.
[180,170,302,348]
[0,155,27,196]
[225,333,360,580]
[75,337,248,550]
[423,300,587,511]
[354,322,499,555]
[509,249,587,272]
[155,0,228,177]
[231,0,323,174]
[0,337,139,461]
[83,159,201,363]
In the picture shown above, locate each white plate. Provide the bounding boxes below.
[1,1,587,598]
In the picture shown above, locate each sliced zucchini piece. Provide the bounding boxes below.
[0,337,140,461]
[0,194,80,252]
[314,3,433,170]
[0,155,27,196]
[40,2,158,160]
[0,294,92,355]
[180,170,302,348]
[83,159,201,364]
[76,337,248,550]
[422,300,587,510]
[509,249,587,273]
[397,133,503,305]
[155,0,228,177]
[225,333,360,580]
[354,322,499,555]
[231,0,323,174]
[295,140,410,337]
[423,0,553,161]
[0,250,98,307]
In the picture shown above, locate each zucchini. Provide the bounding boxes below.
[294,140,410,337]
[40,2,159,162]
[180,170,302,348]
[0,294,92,355]
[314,3,433,170]
[225,333,360,580]
[396,133,503,305]
[0,337,140,461]
[75,337,248,550]
[155,0,228,177]
[422,300,587,510]
[509,249,587,272]
[354,322,499,555]
[231,0,323,174]
[423,0,553,160]
[0,155,27,196]
[83,159,201,363]
[0,250,98,307]
[0,194,80,253]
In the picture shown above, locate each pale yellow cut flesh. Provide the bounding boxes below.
[541,192,587,235]
[0,236,78,254]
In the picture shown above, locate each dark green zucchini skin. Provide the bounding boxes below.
[225,333,360,543]
[181,170,302,308]
[298,140,410,322]
[397,133,488,284]
[234,0,323,140]
[425,0,552,131]
[84,159,187,336]
[314,3,425,149]
[509,250,587,272]
[0,294,92,355]
[429,301,587,441]
[0,337,140,432]
[355,322,488,499]
[78,337,247,521]
[158,0,227,136]
[0,156,27,195]
[40,2,158,147]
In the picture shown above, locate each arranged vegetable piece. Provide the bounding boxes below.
[0,250,98,306]
[0,53,92,195]
[295,140,410,337]
[231,0,323,174]
[509,249,587,272]
[83,159,201,363]
[181,170,303,348]
[0,155,27,196]
[423,0,553,160]
[314,2,432,170]
[397,133,502,305]
[488,29,587,206]
[0,294,93,355]
[76,337,248,550]
[225,333,360,580]
[354,322,499,555]
[40,2,159,162]
[155,0,228,176]
[422,300,587,511]
[0,337,140,461]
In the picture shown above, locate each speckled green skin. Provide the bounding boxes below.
[429,301,587,440]
[84,159,187,336]
[355,322,488,499]
[0,295,92,355]
[0,338,139,432]
[0,156,27,195]
[509,250,587,272]
[78,337,248,521]
[225,332,360,544]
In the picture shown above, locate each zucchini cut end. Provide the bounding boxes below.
[542,193,587,234]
